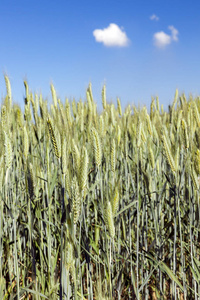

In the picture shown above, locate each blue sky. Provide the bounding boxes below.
[0,0,200,111]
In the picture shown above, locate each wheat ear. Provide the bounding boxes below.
[117,98,122,116]
[24,126,29,160]
[4,75,12,107]
[111,187,119,216]
[195,149,200,175]
[181,119,189,149]
[65,99,72,127]
[71,176,81,224]
[72,139,80,175]
[0,163,4,193]
[66,240,74,269]
[65,169,71,198]
[162,132,176,173]
[149,146,155,169]
[137,122,142,148]
[47,117,60,158]
[110,104,116,127]
[111,139,116,173]
[104,201,115,238]
[192,101,200,127]
[86,88,92,112]
[1,106,7,129]
[24,80,29,103]
[102,85,107,109]
[150,97,155,120]
[4,131,12,170]
[50,83,57,108]
[117,125,121,146]
[79,146,88,196]
[146,113,153,136]
[191,166,199,190]
[91,128,102,167]
[61,137,67,174]
[175,146,180,171]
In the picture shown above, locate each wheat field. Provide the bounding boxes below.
[1,76,200,299]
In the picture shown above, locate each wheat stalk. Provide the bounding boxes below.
[27,163,35,200]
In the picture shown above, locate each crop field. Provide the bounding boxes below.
[1,75,200,299]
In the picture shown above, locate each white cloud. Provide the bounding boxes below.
[150,14,159,21]
[93,23,130,47]
[154,31,171,48]
[153,26,179,48]
[169,25,179,41]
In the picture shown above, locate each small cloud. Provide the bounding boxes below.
[168,25,179,41]
[153,26,179,48]
[93,23,130,47]
[153,31,171,48]
[150,14,159,21]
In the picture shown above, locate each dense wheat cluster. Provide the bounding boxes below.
[1,76,200,299]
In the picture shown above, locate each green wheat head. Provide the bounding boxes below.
[104,201,115,239]
[4,75,12,107]
[117,98,122,116]
[162,130,176,173]
[24,80,29,103]
[102,85,107,110]
[72,139,80,175]
[23,126,29,160]
[65,99,72,127]
[181,119,189,149]
[61,137,67,174]
[47,117,60,158]
[4,131,12,170]
[111,139,116,173]
[195,149,200,175]
[149,146,155,169]
[192,101,200,127]
[79,146,88,197]
[146,112,153,137]
[111,187,119,216]
[91,127,102,168]
[71,176,81,224]
[191,165,199,190]
[50,83,57,108]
